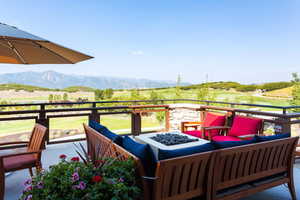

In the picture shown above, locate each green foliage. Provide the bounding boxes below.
[156,111,165,125]
[104,88,114,99]
[130,89,140,99]
[290,73,300,112]
[259,82,293,91]
[63,93,68,101]
[64,86,95,92]
[48,94,54,102]
[95,89,105,100]
[197,86,209,100]
[20,155,141,200]
[0,83,54,92]
[150,90,164,104]
[235,85,257,92]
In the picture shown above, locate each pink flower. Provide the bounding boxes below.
[24,179,32,186]
[72,172,80,182]
[72,181,86,190]
[26,194,32,200]
[78,181,86,190]
[118,178,124,183]
[23,186,32,192]
[36,181,43,189]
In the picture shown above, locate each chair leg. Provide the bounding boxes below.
[288,180,297,200]
[36,162,43,174]
[0,171,5,200]
[29,168,33,177]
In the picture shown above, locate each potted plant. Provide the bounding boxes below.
[20,144,141,200]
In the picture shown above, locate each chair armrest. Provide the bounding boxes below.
[0,141,28,146]
[202,126,231,140]
[237,134,256,139]
[0,150,41,159]
[181,121,203,132]
[202,126,231,131]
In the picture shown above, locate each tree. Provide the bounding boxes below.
[197,85,209,100]
[95,89,105,100]
[290,73,300,112]
[104,88,113,99]
[48,94,54,103]
[63,93,68,101]
[130,89,140,100]
[150,90,164,104]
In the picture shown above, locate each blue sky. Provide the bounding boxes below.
[0,0,299,84]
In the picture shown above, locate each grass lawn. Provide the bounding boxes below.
[0,114,161,138]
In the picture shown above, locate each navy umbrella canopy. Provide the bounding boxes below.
[0,22,93,64]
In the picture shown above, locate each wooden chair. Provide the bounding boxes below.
[152,151,216,200]
[211,137,299,200]
[0,123,47,200]
[207,115,264,141]
[181,111,230,140]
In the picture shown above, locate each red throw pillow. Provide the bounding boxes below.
[228,115,262,137]
[203,112,226,137]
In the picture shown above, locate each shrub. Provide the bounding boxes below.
[20,153,141,200]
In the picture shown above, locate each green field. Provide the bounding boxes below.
[0,114,162,140]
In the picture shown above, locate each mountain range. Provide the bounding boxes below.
[0,71,187,89]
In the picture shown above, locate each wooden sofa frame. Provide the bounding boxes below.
[84,124,299,200]
[211,137,298,200]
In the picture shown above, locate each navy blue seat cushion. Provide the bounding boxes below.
[122,136,157,176]
[158,143,215,160]
[255,133,290,142]
[89,120,123,145]
[212,138,257,149]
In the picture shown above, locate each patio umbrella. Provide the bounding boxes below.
[0,22,93,64]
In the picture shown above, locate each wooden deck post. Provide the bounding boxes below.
[36,104,49,146]
[275,116,291,134]
[89,103,100,123]
[165,108,170,131]
[131,112,141,136]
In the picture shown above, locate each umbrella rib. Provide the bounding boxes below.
[3,37,27,64]
[31,40,74,64]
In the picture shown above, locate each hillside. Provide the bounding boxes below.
[263,87,293,98]
[0,71,184,89]
[0,83,55,92]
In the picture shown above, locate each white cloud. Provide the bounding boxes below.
[130,50,144,56]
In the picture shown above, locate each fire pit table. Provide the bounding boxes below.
[134,131,209,159]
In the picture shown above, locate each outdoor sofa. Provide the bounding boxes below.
[84,121,299,200]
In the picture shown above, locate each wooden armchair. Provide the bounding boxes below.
[0,124,47,200]
[181,112,229,139]
[206,115,264,142]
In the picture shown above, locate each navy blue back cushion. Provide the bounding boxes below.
[212,138,257,149]
[255,133,290,142]
[122,136,157,176]
[158,143,215,160]
[89,120,123,145]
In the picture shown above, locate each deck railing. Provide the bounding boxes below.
[0,99,299,150]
